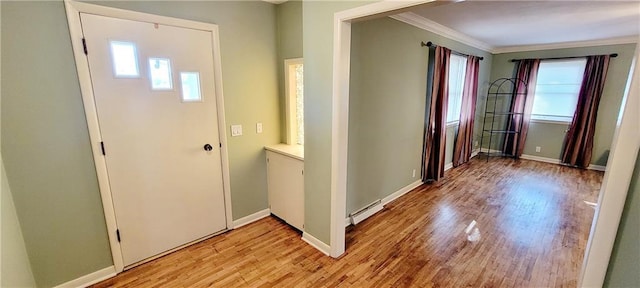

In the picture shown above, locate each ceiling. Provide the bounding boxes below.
[406,0,640,52]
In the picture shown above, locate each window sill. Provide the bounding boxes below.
[530,119,571,125]
[446,121,460,128]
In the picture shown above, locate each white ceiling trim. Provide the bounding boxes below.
[389,12,495,53]
[262,0,288,4]
[392,12,639,55]
[492,36,639,54]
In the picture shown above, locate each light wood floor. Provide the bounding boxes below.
[93,158,603,287]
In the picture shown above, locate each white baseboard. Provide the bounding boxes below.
[381,180,423,206]
[520,154,606,171]
[444,162,453,171]
[232,208,271,229]
[588,164,607,172]
[301,232,330,256]
[520,154,561,164]
[53,266,116,288]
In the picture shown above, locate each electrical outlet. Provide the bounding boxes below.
[535,146,541,153]
[474,141,479,147]
[412,169,416,178]
[256,123,263,134]
[231,125,243,137]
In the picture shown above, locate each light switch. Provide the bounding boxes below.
[231,125,243,137]
[256,123,263,134]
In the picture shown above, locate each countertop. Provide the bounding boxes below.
[264,144,304,161]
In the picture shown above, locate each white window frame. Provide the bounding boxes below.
[447,54,467,125]
[530,58,587,124]
[284,58,303,145]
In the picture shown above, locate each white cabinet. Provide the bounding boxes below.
[265,146,304,231]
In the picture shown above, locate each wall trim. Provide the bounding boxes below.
[493,36,639,54]
[232,208,271,229]
[390,12,637,55]
[301,232,331,256]
[53,266,116,288]
[381,180,423,206]
[389,12,494,53]
[520,154,607,171]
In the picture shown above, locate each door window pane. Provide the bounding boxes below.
[180,72,202,102]
[110,41,139,77]
[148,58,173,90]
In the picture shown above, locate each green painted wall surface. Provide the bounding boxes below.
[489,44,636,165]
[604,148,640,287]
[302,1,375,244]
[1,156,36,287]
[2,1,279,286]
[347,17,492,215]
[276,1,302,143]
[1,2,113,286]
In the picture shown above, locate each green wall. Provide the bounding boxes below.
[604,147,640,287]
[1,158,37,287]
[276,0,302,143]
[302,1,376,244]
[347,17,492,215]
[1,1,280,286]
[489,44,636,166]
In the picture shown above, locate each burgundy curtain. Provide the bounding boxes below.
[453,56,480,167]
[561,55,611,168]
[503,59,540,157]
[422,46,451,182]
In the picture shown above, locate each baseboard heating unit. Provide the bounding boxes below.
[349,199,383,225]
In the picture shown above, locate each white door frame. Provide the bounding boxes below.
[330,1,639,287]
[64,0,233,273]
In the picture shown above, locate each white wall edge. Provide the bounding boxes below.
[580,43,640,287]
[232,208,271,229]
[301,232,331,256]
[52,266,116,288]
[389,12,494,52]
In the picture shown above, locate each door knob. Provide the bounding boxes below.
[204,144,213,151]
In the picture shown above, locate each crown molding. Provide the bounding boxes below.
[389,12,495,53]
[262,0,288,4]
[492,36,639,54]
[390,12,638,55]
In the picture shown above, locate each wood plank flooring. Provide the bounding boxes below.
[92,158,603,287]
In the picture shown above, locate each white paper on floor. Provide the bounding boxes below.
[584,200,597,209]
[464,220,481,242]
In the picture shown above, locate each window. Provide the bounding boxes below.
[110,41,139,77]
[180,72,201,102]
[285,58,304,145]
[531,59,587,122]
[148,58,173,90]
[447,54,467,124]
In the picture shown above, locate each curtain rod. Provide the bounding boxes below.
[510,54,618,62]
[421,41,484,61]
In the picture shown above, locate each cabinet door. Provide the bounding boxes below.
[266,151,304,231]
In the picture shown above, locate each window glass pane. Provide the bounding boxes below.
[148,58,172,90]
[447,55,467,123]
[110,41,139,77]
[295,64,304,145]
[531,59,586,122]
[180,72,201,102]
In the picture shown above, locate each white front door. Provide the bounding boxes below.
[80,13,227,267]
